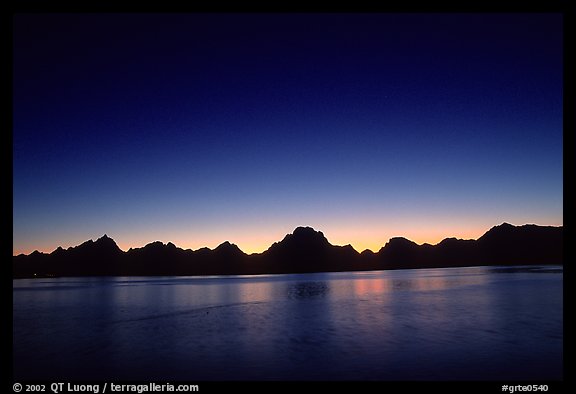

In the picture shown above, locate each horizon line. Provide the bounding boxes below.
[13,222,563,257]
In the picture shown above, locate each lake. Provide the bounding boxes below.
[13,266,563,381]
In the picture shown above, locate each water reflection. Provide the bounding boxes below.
[287,281,330,299]
[352,277,392,296]
[13,266,563,380]
[345,268,489,298]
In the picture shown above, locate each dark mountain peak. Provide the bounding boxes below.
[485,222,515,233]
[479,222,562,242]
[475,222,562,265]
[437,237,476,248]
[73,234,119,252]
[478,223,513,241]
[166,242,177,249]
[341,244,356,252]
[286,226,330,245]
[49,246,67,258]
[378,237,419,255]
[143,241,165,250]
[386,237,418,247]
[331,243,359,255]
[215,241,245,255]
[262,226,333,268]
[293,226,324,238]
[95,234,119,246]
[270,226,328,249]
[213,241,246,259]
[78,239,94,248]
[438,237,460,246]
[215,240,235,250]
[377,236,422,268]
[70,235,123,257]
[52,246,65,254]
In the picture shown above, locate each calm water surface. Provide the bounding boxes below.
[13,266,563,380]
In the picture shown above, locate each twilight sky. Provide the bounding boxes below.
[13,13,563,255]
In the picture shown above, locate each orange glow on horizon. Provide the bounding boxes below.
[12,219,563,256]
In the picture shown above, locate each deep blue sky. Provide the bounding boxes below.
[13,13,563,254]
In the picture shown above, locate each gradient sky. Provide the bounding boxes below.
[13,13,563,255]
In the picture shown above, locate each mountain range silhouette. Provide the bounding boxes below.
[12,223,562,278]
